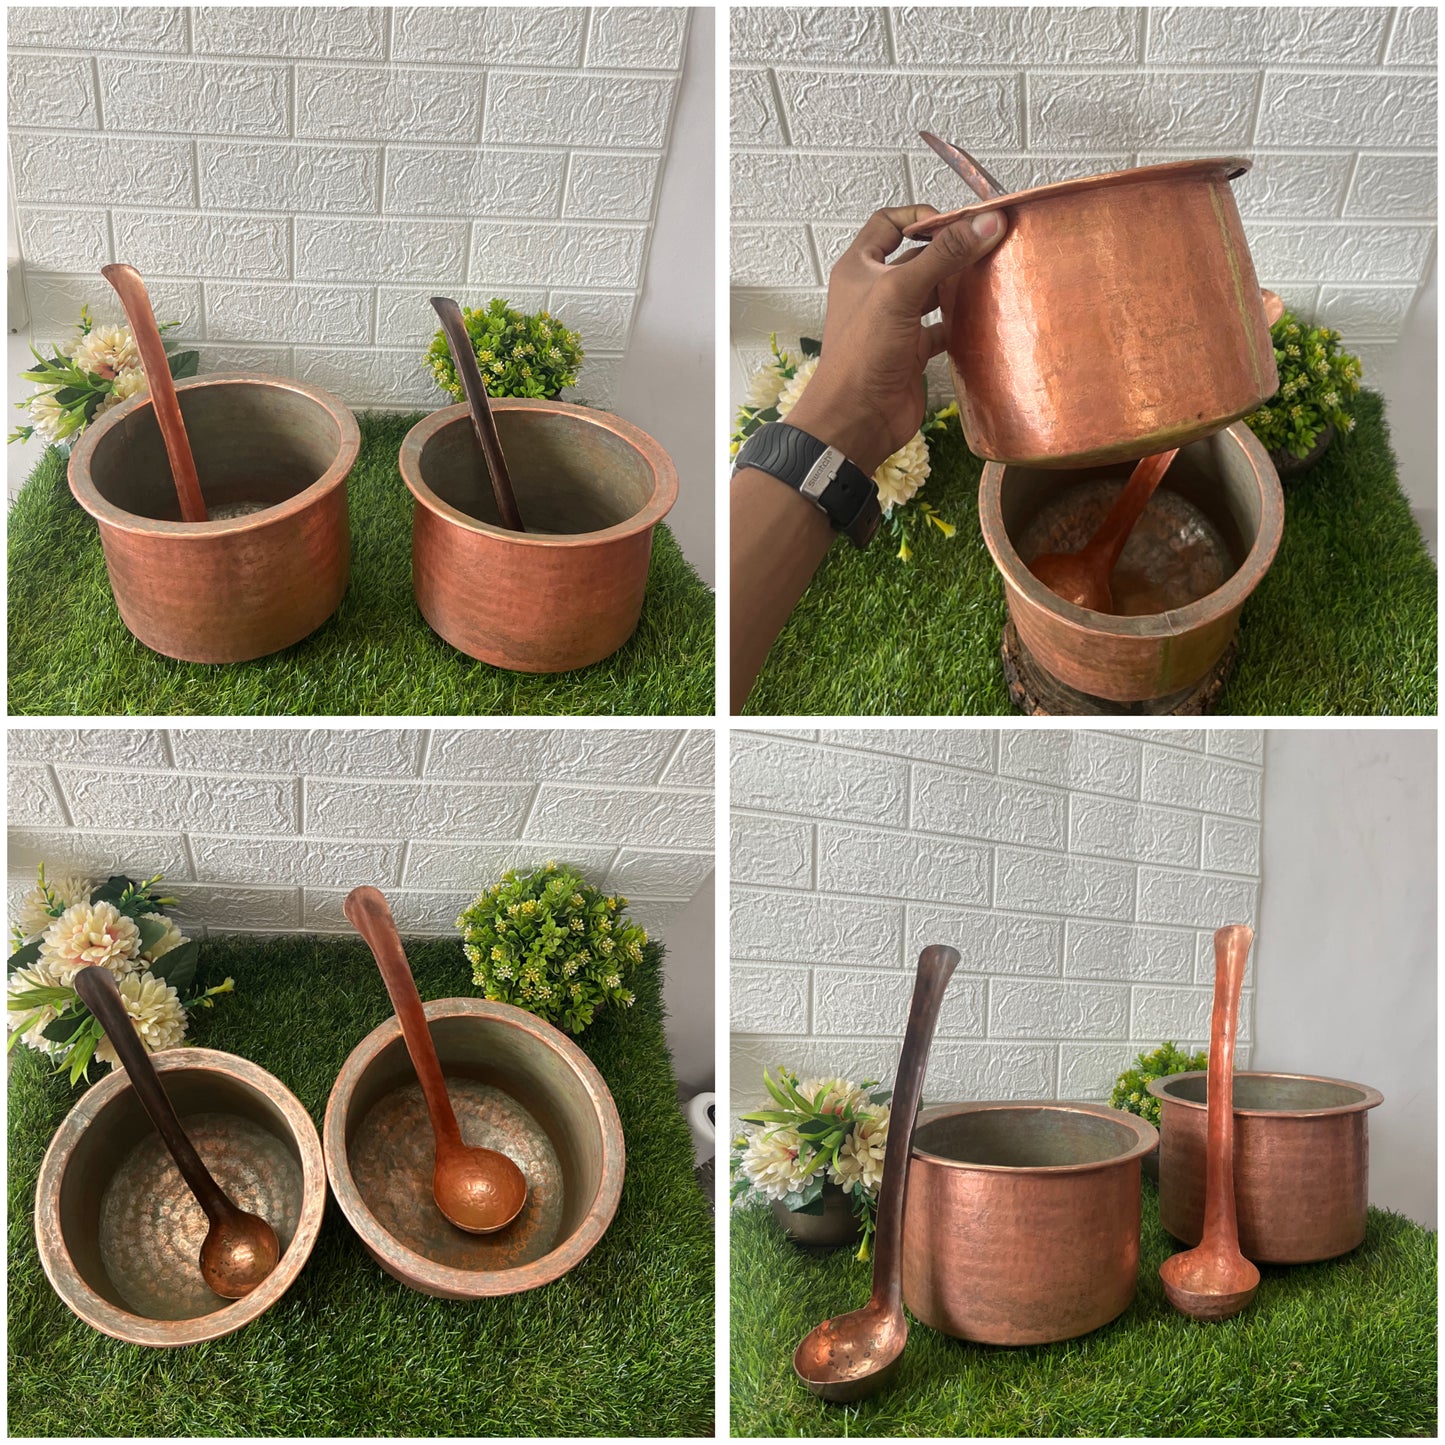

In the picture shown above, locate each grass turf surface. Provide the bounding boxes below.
[8,936,713,1437]
[745,390,1436,715]
[730,1186,1436,1437]
[8,412,714,717]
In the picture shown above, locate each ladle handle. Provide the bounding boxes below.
[918,131,1005,201]
[869,944,959,1315]
[1083,447,1181,576]
[1201,924,1252,1250]
[100,263,208,524]
[344,886,465,1151]
[71,965,234,1221]
[430,296,525,532]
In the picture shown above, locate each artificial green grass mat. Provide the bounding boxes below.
[8,936,713,1438]
[730,1187,1437,1437]
[8,412,714,717]
[746,390,1436,715]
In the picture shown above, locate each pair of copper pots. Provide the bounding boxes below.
[67,377,677,672]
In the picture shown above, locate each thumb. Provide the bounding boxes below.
[889,210,1007,309]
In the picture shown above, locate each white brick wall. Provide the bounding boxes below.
[8,6,691,409]
[730,5,1437,403]
[730,728,1262,1115]
[7,727,714,946]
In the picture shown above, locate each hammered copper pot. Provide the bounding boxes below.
[908,157,1277,468]
[901,1102,1158,1345]
[400,399,678,672]
[33,1048,326,1347]
[324,997,624,1299]
[1148,1071,1384,1263]
[68,373,359,663]
[980,420,1284,702]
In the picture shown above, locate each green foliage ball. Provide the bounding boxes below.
[1245,310,1363,459]
[457,862,647,1035]
[426,298,584,401]
[1109,1040,1208,1128]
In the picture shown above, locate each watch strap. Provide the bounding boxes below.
[734,422,881,548]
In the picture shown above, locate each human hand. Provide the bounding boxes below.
[785,204,1008,476]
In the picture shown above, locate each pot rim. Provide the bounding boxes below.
[904,155,1252,239]
[399,398,679,547]
[1146,1069,1385,1117]
[979,420,1285,638]
[911,1100,1159,1174]
[67,371,360,537]
[33,1047,327,1348]
[322,996,625,1297]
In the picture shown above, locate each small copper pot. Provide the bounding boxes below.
[1149,1070,1384,1263]
[980,421,1284,702]
[68,373,358,663]
[324,997,625,1299]
[33,1048,326,1347]
[901,1102,1157,1345]
[400,400,678,672]
[911,157,1277,468]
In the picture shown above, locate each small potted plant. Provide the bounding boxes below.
[1244,310,1363,478]
[425,298,583,402]
[730,1066,890,1259]
[1109,1040,1207,1181]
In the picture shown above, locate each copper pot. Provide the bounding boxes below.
[980,421,1284,702]
[911,158,1277,468]
[901,1102,1157,1345]
[400,400,678,672]
[68,373,358,663]
[33,1048,326,1347]
[1148,1070,1384,1263]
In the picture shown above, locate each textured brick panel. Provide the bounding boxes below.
[1068,796,1200,868]
[10,729,168,769]
[199,140,381,214]
[470,223,647,289]
[894,5,1141,64]
[731,7,889,64]
[1258,73,1436,149]
[816,967,987,1038]
[298,218,467,283]
[732,70,787,147]
[527,785,713,851]
[1200,817,1262,876]
[1315,285,1416,338]
[911,764,1066,849]
[604,849,714,897]
[170,729,424,779]
[1347,153,1437,218]
[818,728,996,771]
[9,55,99,130]
[192,6,386,59]
[732,288,830,345]
[1129,729,1207,750]
[661,732,716,788]
[1205,731,1264,764]
[1149,6,1389,64]
[543,291,636,351]
[731,814,813,890]
[997,730,1141,797]
[1246,221,1433,284]
[1134,984,1253,1044]
[995,847,1136,921]
[732,965,811,1034]
[392,7,588,67]
[206,283,373,345]
[171,885,301,931]
[101,58,289,136]
[384,145,564,219]
[114,212,290,280]
[24,273,202,337]
[297,63,480,143]
[732,733,906,826]
[1063,921,1195,985]
[733,152,910,222]
[16,209,109,273]
[1137,149,1352,220]
[730,887,903,966]
[485,72,675,149]
[905,904,1061,976]
[195,343,294,375]
[57,768,297,835]
[1142,747,1260,818]
[426,729,676,785]
[306,778,531,841]
[10,766,66,827]
[732,226,817,288]
[589,7,689,69]
[732,1036,900,1113]
[819,823,991,906]
[12,134,193,208]
[303,886,465,935]
[375,287,546,349]
[189,835,403,888]
[1387,6,1438,65]
[992,978,1130,1040]
[565,154,660,221]
[403,842,617,892]
[9,7,186,51]
[1137,867,1257,929]
[1033,70,1255,151]
[9,828,190,884]
[924,1041,1058,1103]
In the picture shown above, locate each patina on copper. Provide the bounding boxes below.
[901,1101,1157,1345]
[400,399,678,673]
[906,157,1277,468]
[1149,1070,1384,1264]
[980,421,1283,702]
[68,372,359,663]
[324,997,625,1299]
[33,1048,326,1347]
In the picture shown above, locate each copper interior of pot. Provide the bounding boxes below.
[86,381,343,521]
[418,410,655,535]
[914,1105,1145,1167]
[1160,1075,1371,1111]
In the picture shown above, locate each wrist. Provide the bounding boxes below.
[784,391,888,478]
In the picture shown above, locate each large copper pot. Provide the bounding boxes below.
[980,420,1283,702]
[909,157,1277,468]
[400,399,677,673]
[901,1102,1157,1345]
[1148,1071,1384,1263]
[68,373,358,663]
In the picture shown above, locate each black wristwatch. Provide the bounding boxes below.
[733,422,882,548]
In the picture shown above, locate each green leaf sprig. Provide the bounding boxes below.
[426,297,583,402]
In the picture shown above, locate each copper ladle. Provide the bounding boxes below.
[430,296,525,531]
[101,263,208,523]
[1159,924,1260,1321]
[344,886,527,1234]
[72,964,281,1299]
[793,943,960,1402]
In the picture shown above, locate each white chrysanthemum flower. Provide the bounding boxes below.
[736,1126,823,1203]
[830,1107,889,1195]
[744,362,788,411]
[796,1076,868,1117]
[13,874,92,943]
[40,900,141,983]
[773,355,820,419]
[139,912,186,962]
[7,959,68,1054]
[94,971,188,1067]
[26,390,67,445]
[71,324,139,380]
[97,366,149,416]
[874,431,930,513]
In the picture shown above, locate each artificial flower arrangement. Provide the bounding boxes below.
[7,865,233,1085]
[732,333,960,561]
[457,861,647,1036]
[426,297,584,401]
[1244,309,1362,464]
[730,1066,892,1261]
[8,304,197,448]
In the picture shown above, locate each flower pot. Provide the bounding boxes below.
[67,373,358,663]
[1268,422,1335,479]
[770,1180,862,1248]
[399,400,678,672]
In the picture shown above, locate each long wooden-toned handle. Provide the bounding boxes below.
[100,263,208,523]
[1086,448,1180,575]
[430,296,525,532]
[868,944,960,1315]
[1201,924,1252,1249]
[72,964,233,1220]
[344,886,464,1149]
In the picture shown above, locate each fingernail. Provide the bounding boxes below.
[971,211,1004,241]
